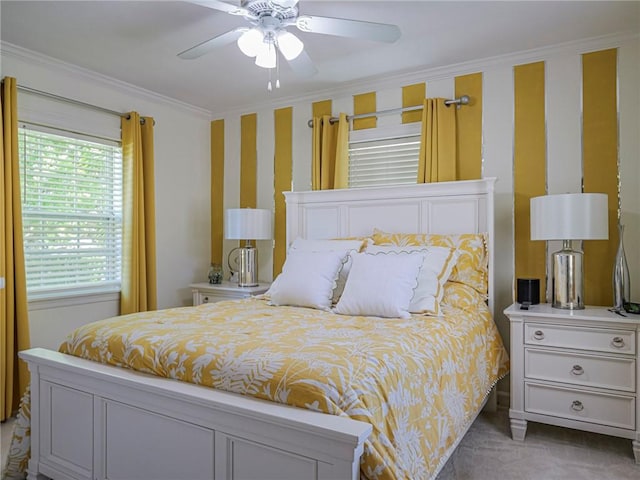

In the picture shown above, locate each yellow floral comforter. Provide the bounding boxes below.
[4,297,508,480]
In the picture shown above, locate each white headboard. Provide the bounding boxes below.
[284,178,497,315]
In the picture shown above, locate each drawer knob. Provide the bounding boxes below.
[571,400,584,412]
[611,336,625,348]
[533,330,545,340]
[571,365,584,375]
[203,296,209,303]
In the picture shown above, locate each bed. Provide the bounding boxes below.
[8,178,508,480]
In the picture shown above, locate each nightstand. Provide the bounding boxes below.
[505,303,640,463]
[190,281,270,306]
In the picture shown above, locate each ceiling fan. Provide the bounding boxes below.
[178,0,401,81]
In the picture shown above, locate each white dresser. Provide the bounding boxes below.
[505,303,640,463]
[190,281,270,306]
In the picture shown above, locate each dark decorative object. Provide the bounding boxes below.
[517,278,540,310]
[612,223,630,312]
[208,263,223,284]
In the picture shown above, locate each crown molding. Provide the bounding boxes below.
[215,31,639,119]
[1,41,212,119]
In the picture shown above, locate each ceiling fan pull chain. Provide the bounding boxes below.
[267,67,273,91]
[276,48,281,89]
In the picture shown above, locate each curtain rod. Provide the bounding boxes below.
[306,95,470,128]
[17,84,154,125]
[17,84,127,118]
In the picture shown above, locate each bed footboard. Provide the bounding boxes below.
[20,348,372,480]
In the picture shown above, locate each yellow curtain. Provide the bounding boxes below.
[417,98,457,183]
[1,76,31,421]
[120,113,157,315]
[311,113,349,190]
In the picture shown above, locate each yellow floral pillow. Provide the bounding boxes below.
[372,228,489,296]
[442,282,486,311]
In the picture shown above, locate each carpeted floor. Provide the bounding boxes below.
[2,408,638,479]
[437,408,638,479]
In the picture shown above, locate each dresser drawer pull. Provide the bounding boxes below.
[570,400,584,412]
[202,296,209,303]
[532,330,545,340]
[570,365,584,376]
[611,337,625,348]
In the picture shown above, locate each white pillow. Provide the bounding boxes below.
[366,244,458,316]
[288,238,365,303]
[334,251,425,319]
[267,250,345,310]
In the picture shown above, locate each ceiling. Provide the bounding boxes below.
[1,1,638,114]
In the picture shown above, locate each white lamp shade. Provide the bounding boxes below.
[530,193,609,241]
[277,31,303,60]
[225,208,272,240]
[237,28,263,57]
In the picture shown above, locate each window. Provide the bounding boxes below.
[18,127,123,298]
[348,123,421,188]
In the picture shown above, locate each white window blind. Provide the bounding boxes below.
[18,126,123,298]
[348,123,421,188]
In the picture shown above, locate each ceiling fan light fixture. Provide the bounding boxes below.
[237,28,263,57]
[277,30,303,60]
[255,42,277,68]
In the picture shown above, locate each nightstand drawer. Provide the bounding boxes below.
[525,323,635,355]
[197,292,232,304]
[191,282,270,306]
[525,382,635,430]
[525,348,636,392]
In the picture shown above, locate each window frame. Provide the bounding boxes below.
[18,124,124,301]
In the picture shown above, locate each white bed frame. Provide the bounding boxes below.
[20,178,496,480]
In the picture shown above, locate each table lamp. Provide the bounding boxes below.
[530,193,608,310]
[225,208,272,287]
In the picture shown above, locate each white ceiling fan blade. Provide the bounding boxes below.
[286,49,318,77]
[295,15,401,43]
[178,27,247,59]
[269,0,299,8]
[187,1,249,16]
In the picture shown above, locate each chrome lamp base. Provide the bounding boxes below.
[236,244,259,287]
[551,240,584,310]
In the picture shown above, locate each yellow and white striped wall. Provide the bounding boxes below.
[210,35,639,339]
